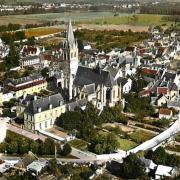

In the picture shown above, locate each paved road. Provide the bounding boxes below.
[7,124,46,141]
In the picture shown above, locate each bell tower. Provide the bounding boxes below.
[63,19,79,100]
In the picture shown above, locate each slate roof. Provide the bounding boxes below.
[5,73,43,86]
[25,93,64,115]
[67,99,87,111]
[103,65,119,78]
[83,84,95,95]
[117,77,128,86]
[18,94,36,106]
[163,72,176,82]
[167,99,180,108]
[167,82,178,91]
[20,55,39,62]
[74,66,116,87]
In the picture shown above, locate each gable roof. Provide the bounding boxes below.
[159,108,172,116]
[103,65,119,78]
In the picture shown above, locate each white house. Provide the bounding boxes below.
[27,160,48,175]
[155,165,178,180]
[159,108,173,119]
[20,55,40,68]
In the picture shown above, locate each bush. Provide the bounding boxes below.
[61,143,72,156]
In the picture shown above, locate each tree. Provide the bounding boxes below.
[27,37,35,46]
[36,139,44,155]
[120,154,147,179]
[90,133,119,154]
[2,108,11,117]
[5,44,20,69]
[43,138,55,155]
[48,159,61,176]
[145,147,180,167]
[40,67,49,78]
[61,143,72,156]
[15,31,25,41]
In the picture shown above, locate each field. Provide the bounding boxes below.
[25,27,62,38]
[85,14,169,26]
[0,12,173,29]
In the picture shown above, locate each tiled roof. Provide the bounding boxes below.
[157,87,168,95]
[159,108,172,116]
[142,68,158,76]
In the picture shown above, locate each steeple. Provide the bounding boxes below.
[66,19,75,49]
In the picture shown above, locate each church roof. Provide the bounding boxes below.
[74,66,116,87]
[66,19,75,48]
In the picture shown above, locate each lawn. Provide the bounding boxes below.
[129,130,155,144]
[118,138,138,151]
[25,27,62,38]
[69,139,89,151]
[98,130,137,151]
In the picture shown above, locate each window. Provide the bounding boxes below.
[39,123,42,129]
[45,121,47,128]
[71,52,73,58]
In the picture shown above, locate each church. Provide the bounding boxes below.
[56,19,122,109]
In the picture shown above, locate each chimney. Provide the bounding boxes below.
[34,96,37,101]
[49,104,52,109]
[37,107,41,113]
[23,93,27,100]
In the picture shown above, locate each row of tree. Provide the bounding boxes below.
[0,130,72,156]
[1,31,25,44]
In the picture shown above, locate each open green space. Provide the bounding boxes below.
[0,12,172,27]
[118,138,138,151]
[69,139,89,151]
[129,130,155,144]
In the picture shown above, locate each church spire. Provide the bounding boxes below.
[66,19,75,48]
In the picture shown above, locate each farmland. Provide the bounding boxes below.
[25,27,62,38]
[0,12,173,28]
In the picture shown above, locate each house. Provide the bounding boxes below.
[140,157,157,173]
[27,160,48,175]
[167,99,180,111]
[24,93,66,131]
[21,46,41,57]
[16,94,37,119]
[159,108,173,119]
[117,77,132,94]
[20,55,40,68]
[0,38,9,59]
[156,95,169,107]
[4,74,47,98]
[155,165,179,179]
